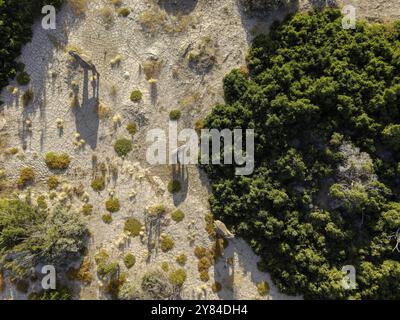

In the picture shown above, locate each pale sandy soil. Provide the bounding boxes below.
[0,0,399,300]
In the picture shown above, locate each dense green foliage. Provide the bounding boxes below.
[0,0,64,91]
[0,199,88,277]
[203,10,400,299]
[114,138,133,157]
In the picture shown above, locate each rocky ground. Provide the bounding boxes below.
[0,0,399,300]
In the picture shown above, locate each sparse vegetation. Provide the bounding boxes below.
[106,197,120,213]
[143,59,163,80]
[212,282,222,293]
[45,152,71,170]
[141,269,176,300]
[124,218,142,237]
[99,7,114,24]
[114,138,133,157]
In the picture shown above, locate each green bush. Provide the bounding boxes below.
[124,218,142,237]
[45,152,71,170]
[102,214,113,224]
[130,90,142,102]
[169,109,181,121]
[126,122,138,136]
[114,138,133,157]
[168,180,181,193]
[117,7,130,17]
[169,269,187,287]
[160,235,174,252]
[124,253,136,269]
[105,198,120,213]
[91,176,105,192]
[176,254,187,266]
[16,71,30,85]
[17,167,35,188]
[171,209,185,222]
[47,175,59,190]
[82,204,93,216]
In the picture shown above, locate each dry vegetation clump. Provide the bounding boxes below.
[17,167,35,188]
[106,197,120,213]
[68,0,88,16]
[67,257,93,285]
[47,176,60,190]
[99,6,114,25]
[188,36,218,72]
[143,59,163,81]
[139,3,193,34]
[257,280,270,296]
[117,7,131,17]
[168,268,187,287]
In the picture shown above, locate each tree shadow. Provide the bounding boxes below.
[171,163,188,206]
[156,0,198,15]
[237,0,300,45]
[71,68,100,150]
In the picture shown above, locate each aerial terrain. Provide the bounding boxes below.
[0,0,400,300]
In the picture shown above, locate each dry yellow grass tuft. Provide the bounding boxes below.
[68,0,88,16]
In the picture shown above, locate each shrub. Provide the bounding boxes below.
[194,246,208,259]
[95,249,109,265]
[199,270,210,282]
[91,176,105,192]
[36,195,47,210]
[0,202,88,277]
[126,122,138,136]
[118,7,130,17]
[16,71,30,85]
[22,88,33,107]
[82,204,93,216]
[168,180,181,193]
[195,119,205,133]
[102,214,113,224]
[68,0,88,16]
[124,253,136,269]
[171,209,185,222]
[105,198,120,213]
[114,138,133,157]
[176,254,187,266]
[212,282,222,293]
[143,59,163,80]
[161,262,169,272]
[124,218,142,237]
[146,204,166,217]
[141,270,175,300]
[257,280,270,296]
[97,261,119,280]
[160,235,174,252]
[205,213,216,239]
[130,90,142,102]
[169,269,187,287]
[169,109,181,121]
[99,7,114,24]
[45,152,71,170]
[17,167,35,188]
[47,176,59,190]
